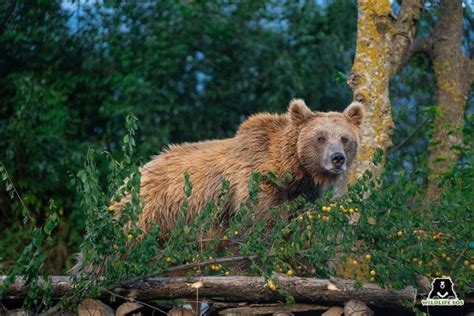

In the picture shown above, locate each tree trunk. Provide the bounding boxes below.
[0,275,417,311]
[425,0,473,199]
[348,0,423,182]
[349,0,472,197]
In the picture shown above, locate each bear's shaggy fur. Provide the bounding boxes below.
[115,99,364,236]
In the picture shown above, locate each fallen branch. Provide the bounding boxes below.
[1,275,416,311]
[122,254,258,286]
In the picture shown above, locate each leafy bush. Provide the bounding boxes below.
[1,114,472,312]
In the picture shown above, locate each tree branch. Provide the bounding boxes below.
[121,254,258,286]
[396,36,434,73]
[410,36,433,56]
[390,0,425,76]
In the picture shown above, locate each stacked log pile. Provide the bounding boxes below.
[1,275,472,315]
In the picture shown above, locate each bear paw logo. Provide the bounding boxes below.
[421,277,464,306]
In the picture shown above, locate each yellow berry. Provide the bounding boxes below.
[297,215,304,221]
[470,264,474,271]
[310,268,316,275]
[208,256,213,260]
[307,213,314,220]
[107,205,114,212]
[234,230,239,236]
[412,258,418,263]
[287,270,295,277]
[267,280,277,291]
[166,257,172,263]
[397,231,403,237]
[127,234,133,241]
[349,208,354,213]
[365,254,371,261]
[418,260,423,266]
[370,270,376,276]
[446,256,451,262]
[441,253,446,258]
[352,260,358,265]
[369,277,375,282]
[224,271,230,276]
[222,235,228,240]
[322,215,330,222]
[463,260,469,267]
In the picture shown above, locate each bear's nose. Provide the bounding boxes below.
[330,152,345,168]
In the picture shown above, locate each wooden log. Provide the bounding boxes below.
[0,275,416,311]
[343,300,374,316]
[78,298,114,316]
[219,303,330,315]
[115,302,143,316]
[321,306,344,316]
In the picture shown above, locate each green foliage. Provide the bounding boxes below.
[0,164,59,308]
[0,0,472,312]
[0,0,357,272]
[1,111,472,311]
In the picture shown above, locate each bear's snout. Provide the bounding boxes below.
[323,143,347,174]
[330,152,345,169]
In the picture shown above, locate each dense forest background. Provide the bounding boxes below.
[0,0,472,274]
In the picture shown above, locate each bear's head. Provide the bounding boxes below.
[288,99,364,183]
[428,277,458,299]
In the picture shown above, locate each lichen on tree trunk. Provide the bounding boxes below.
[348,0,405,182]
[426,0,473,199]
[346,0,472,195]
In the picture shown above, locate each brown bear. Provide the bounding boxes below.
[114,99,364,237]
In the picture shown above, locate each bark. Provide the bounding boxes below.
[343,300,374,316]
[0,275,417,311]
[390,0,424,75]
[349,0,472,197]
[348,0,423,182]
[219,303,331,315]
[426,0,473,199]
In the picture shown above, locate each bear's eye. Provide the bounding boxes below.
[341,136,349,144]
[317,136,326,143]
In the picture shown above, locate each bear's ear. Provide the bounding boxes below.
[344,101,364,127]
[289,99,313,125]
